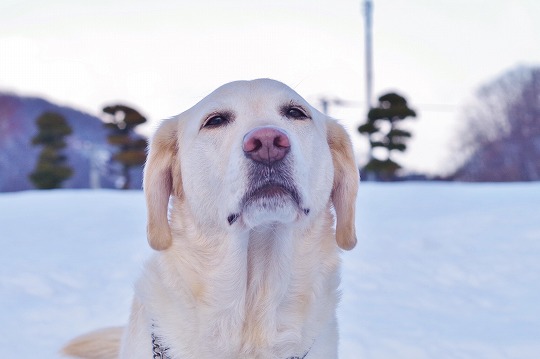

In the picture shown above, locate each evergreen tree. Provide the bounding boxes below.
[29,112,73,189]
[103,105,147,189]
[358,93,416,181]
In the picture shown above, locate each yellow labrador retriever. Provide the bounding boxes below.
[63,79,358,359]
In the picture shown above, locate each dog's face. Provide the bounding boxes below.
[144,79,358,251]
[178,79,333,230]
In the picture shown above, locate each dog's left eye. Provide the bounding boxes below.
[285,107,309,119]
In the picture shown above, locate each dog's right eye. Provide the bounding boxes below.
[203,114,229,128]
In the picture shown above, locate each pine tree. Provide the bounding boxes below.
[358,93,416,181]
[103,105,147,189]
[29,112,73,189]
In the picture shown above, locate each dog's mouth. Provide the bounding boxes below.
[227,167,309,226]
[244,182,300,206]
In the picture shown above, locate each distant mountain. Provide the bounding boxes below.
[0,93,143,192]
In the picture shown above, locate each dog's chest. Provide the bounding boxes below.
[151,238,315,358]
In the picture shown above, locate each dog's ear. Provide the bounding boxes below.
[143,118,182,251]
[327,119,359,251]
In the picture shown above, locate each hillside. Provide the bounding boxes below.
[0,93,143,191]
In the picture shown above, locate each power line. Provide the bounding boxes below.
[317,96,460,114]
[416,104,459,112]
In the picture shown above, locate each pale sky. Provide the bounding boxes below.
[1,0,539,175]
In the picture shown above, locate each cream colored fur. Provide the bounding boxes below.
[62,79,358,359]
[62,327,123,359]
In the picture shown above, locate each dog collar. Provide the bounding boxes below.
[151,330,168,359]
[151,330,310,359]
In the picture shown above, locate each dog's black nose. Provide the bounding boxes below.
[243,126,290,164]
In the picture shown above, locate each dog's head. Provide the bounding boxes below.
[144,79,358,251]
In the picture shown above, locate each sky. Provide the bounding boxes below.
[1,0,539,175]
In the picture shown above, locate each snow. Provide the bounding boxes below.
[1,183,539,359]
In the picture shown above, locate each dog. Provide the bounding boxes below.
[62,79,359,359]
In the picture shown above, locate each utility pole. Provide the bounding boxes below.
[363,0,376,180]
[364,0,373,109]
[320,98,330,115]
[364,0,373,111]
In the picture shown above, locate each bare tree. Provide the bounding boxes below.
[454,66,540,181]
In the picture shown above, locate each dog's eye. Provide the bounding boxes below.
[203,114,229,128]
[285,107,309,120]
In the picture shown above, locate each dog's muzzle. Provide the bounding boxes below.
[226,126,309,226]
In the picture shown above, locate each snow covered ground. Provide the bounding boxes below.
[1,183,539,359]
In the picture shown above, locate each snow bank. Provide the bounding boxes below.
[0,183,539,358]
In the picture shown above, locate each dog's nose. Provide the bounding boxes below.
[243,126,291,164]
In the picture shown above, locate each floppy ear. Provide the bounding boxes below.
[143,117,182,251]
[326,119,359,250]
